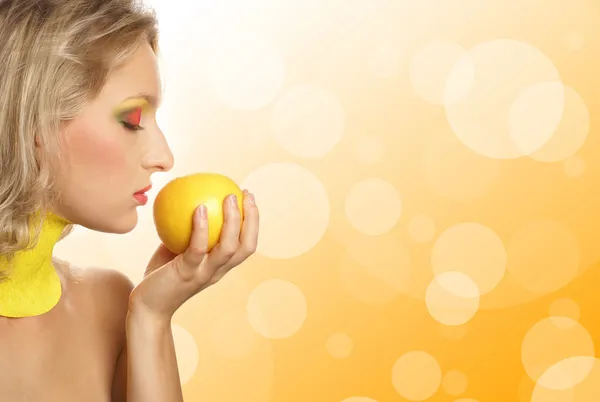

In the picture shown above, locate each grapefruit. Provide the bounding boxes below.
[153,173,244,254]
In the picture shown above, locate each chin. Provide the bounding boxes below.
[104,210,139,234]
[107,220,138,234]
[63,206,140,234]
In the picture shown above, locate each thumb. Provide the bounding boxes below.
[176,204,210,281]
[145,243,177,275]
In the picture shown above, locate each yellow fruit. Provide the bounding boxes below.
[153,172,244,254]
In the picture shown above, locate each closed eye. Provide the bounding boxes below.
[119,107,145,131]
[120,121,144,131]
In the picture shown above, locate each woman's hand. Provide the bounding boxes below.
[128,190,259,321]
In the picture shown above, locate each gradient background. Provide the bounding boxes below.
[54,0,600,401]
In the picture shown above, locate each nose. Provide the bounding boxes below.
[142,128,175,173]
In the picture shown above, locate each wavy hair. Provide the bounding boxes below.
[0,0,159,279]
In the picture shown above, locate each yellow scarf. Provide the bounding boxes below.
[0,212,70,318]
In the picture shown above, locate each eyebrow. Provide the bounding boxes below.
[123,93,161,108]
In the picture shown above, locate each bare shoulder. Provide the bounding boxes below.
[53,258,134,334]
[82,266,135,300]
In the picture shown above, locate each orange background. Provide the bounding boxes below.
[54,0,600,400]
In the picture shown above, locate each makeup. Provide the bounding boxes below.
[133,193,148,206]
[113,97,151,130]
[133,184,152,206]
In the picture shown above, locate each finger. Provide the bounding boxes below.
[144,243,178,276]
[178,205,209,280]
[205,194,241,268]
[203,192,259,285]
[224,191,259,264]
[239,192,259,256]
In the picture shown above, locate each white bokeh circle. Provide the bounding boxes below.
[444,39,564,160]
[241,162,330,259]
[246,279,308,339]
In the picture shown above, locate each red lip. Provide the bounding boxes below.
[134,184,152,194]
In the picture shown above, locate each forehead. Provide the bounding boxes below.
[98,42,162,107]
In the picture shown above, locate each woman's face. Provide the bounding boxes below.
[52,42,174,234]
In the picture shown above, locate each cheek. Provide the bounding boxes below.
[63,125,131,182]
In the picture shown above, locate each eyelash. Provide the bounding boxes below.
[119,106,145,131]
[120,121,144,131]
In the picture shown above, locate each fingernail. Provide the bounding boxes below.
[197,205,206,218]
[248,193,255,205]
[243,189,249,195]
[229,194,237,206]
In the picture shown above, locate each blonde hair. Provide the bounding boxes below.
[0,0,159,278]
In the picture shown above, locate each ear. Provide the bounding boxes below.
[34,134,47,168]
[34,137,42,167]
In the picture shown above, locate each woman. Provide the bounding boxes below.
[0,0,259,401]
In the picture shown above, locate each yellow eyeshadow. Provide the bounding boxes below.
[113,97,151,116]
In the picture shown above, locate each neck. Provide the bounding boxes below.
[0,211,70,318]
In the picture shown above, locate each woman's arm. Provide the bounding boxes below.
[125,311,183,402]
[111,310,183,402]
[112,193,258,401]
[102,268,182,402]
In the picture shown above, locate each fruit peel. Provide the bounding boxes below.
[153,172,244,254]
